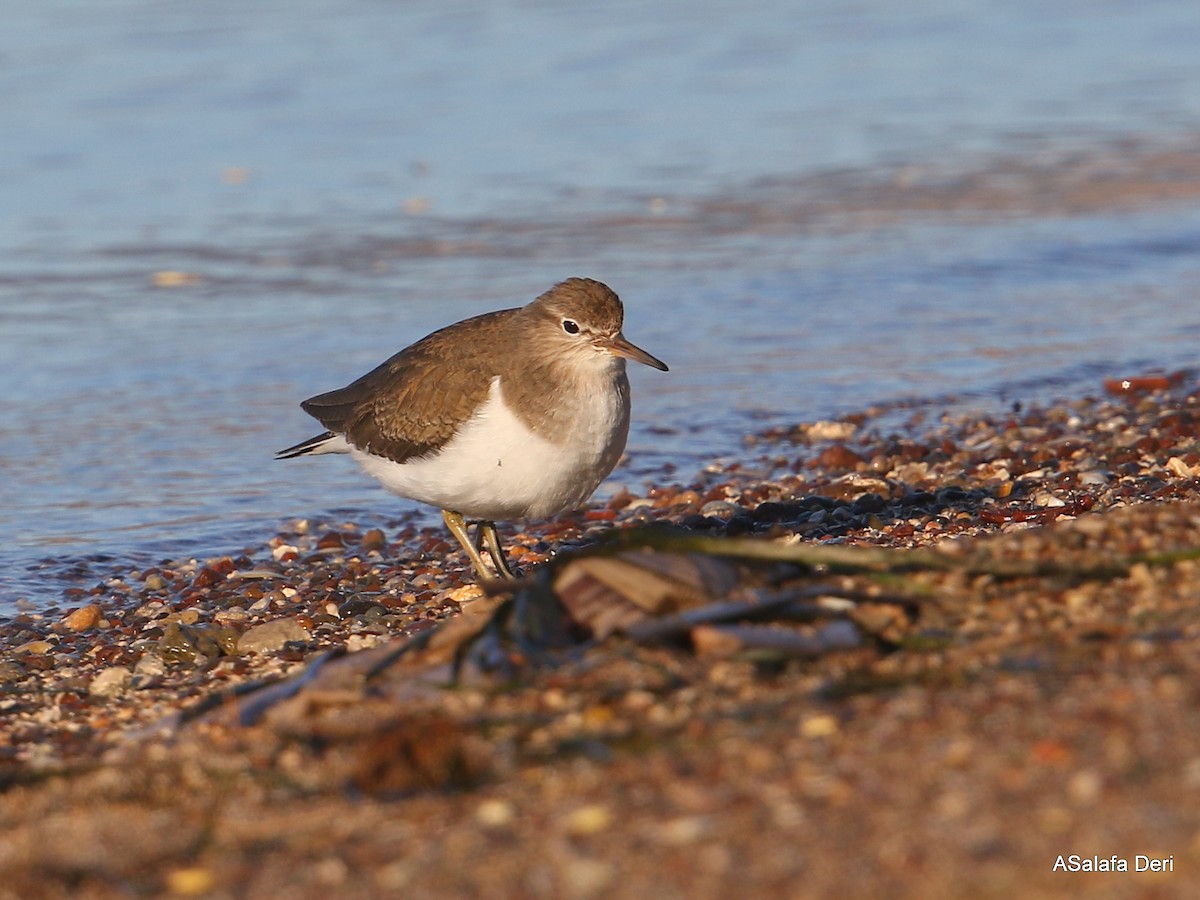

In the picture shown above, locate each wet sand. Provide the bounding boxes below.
[3,372,1200,897]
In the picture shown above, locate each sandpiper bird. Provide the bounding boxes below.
[277,277,668,580]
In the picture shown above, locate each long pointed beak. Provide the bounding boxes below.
[604,333,669,371]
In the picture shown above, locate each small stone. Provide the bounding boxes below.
[164,867,216,896]
[317,531,346,550]
[656,815,711,846]
[801,714,840,738]
[132,654,167,689]
[157,622,239,664]
[346,633,384,652]
[1032,491,1067,508]
[475,799,516,828]
[802,420,859,441]
[563,804,613,836]
[0,660,27,683]
[816,444,866,470]
[361,528,388,552]
[61,603,103,632]
[134,600,167,619]
[1067,769,1103,805]
[13,640,54,655]
[237,617,312,655]
[447,584,485,606]
[699,500,740,520]
[338,596,383,618]
[622,498,656,512]
[1167,456,1200,478]
[89,666,132,697]
[691,625,743,658]
[166,608,201,626]
[562,858,615,896]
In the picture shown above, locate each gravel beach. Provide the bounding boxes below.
[3,373,1200,898]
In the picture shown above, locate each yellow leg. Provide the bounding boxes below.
[478,520,517,579]
[441,509,495,581]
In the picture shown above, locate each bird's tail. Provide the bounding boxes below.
[275,431,349,459]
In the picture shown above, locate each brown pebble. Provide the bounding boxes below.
[362,528,388,552]
[61,603,103,632]
[691,625,744,658]
[318,531,346,550]
[14,640,54,655]
[1103,373,1182,395]
[815,444,866,470]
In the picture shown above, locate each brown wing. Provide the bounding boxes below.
[300,309,517,464]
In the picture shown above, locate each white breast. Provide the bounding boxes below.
[351,374,630,521]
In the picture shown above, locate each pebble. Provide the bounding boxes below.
[815,444,866,469]
[143,573,168,591]
[135,601,167,619]
[0,660,27,683]
[475,799,516,828]
[563,804,614,836]
[89,666,132,698]
[1166,456,1200,478]
[345,634,385,652]
[1067,769,1103,805]
[13,640,54,655]
[165,609,201,626]
[164,867,216,896]
[562,858,615,896]
[656,815,711,846]
[446,584,485,606]
[132,654,167,689]
[157,622,239,664]
[699,500,740,520]
[802,420,859,441]
[1033,491,1067,508]
[800,714,840,739]
[361,528,388,552]
[238,618,312,655]
[61,603,103,632]
[623,498,656,512]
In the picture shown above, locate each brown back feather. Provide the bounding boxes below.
[301,308,520,463]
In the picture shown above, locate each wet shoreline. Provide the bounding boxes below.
[7,130,1200,612]
[4,369,1200,893]
[5,371,1200,894]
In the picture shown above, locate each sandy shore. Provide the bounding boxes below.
[2,372,1200,897]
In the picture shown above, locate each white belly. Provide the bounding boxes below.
[351,375,629,521]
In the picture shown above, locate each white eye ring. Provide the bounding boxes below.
[562,319,580,334]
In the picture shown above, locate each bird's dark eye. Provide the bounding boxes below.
[562,319,580,334]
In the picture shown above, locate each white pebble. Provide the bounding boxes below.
[89,666,132,698]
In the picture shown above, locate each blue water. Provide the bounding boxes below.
[4,0,1200,608]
